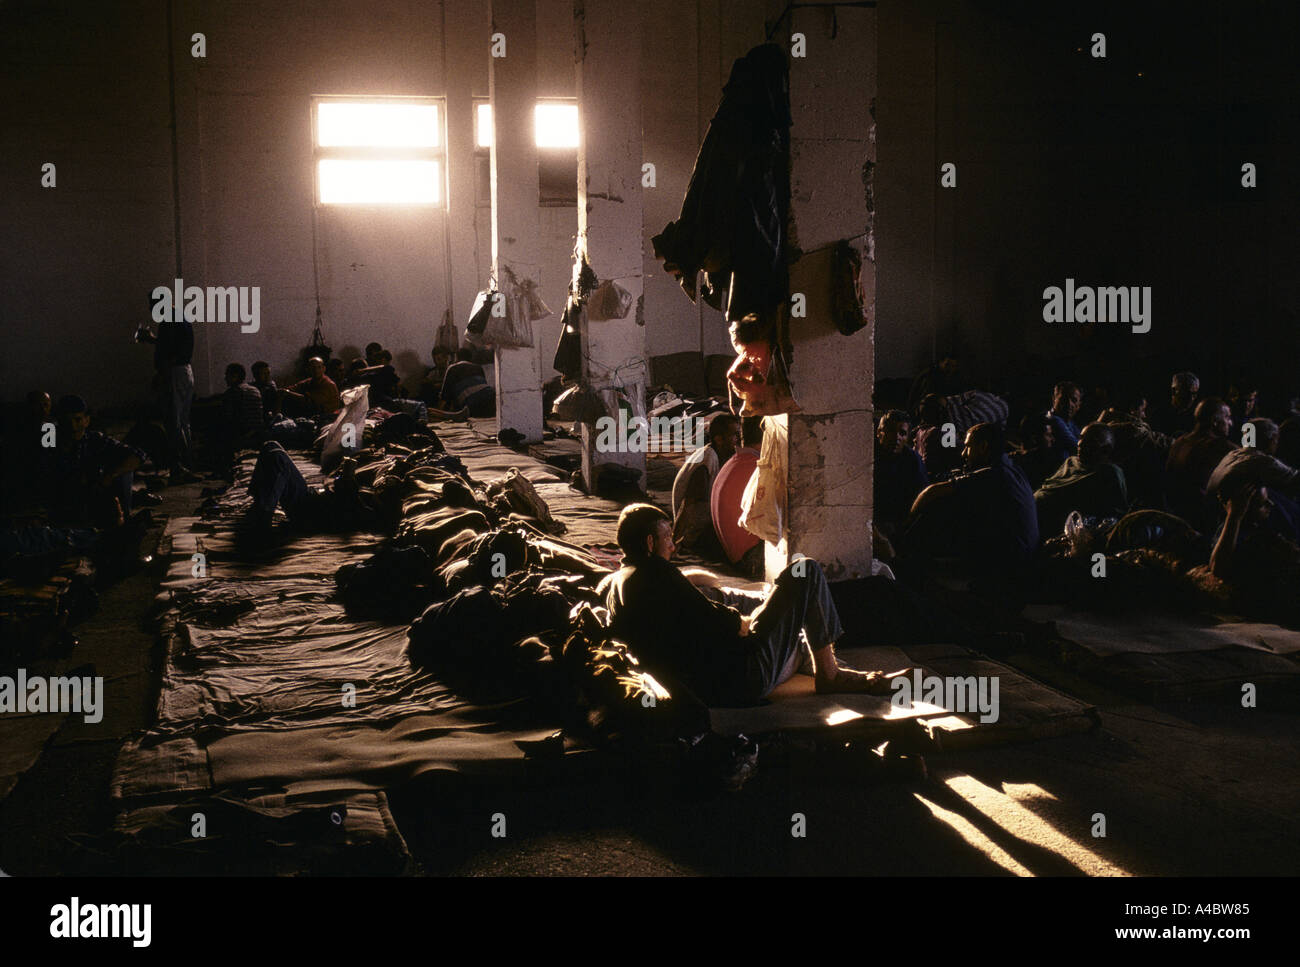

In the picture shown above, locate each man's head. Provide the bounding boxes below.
[1051,381,1082,420]
[1019,413,1055,451]
[326,358,346,384]
[616,503,674,564]
[876,409,911,456]
[55,394,90,440]
[225,362,246,387]
[251,361,271,384]
[365,342,383,365]
[1171,371,1200,411]
[1247,417,1280,455]
[1194,397,1231,437]
[432,347,452,367]
[938,354,960,376]
[1124,392,1148,422]
[918,393,948,428]
[307,356,325,379]
[1077,423,1116,468]
[962,422,1003,471]
[707,413,741,462]
[26,390,52,419]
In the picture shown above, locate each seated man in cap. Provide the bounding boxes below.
[599,503,907,707]
[35,395,146,528]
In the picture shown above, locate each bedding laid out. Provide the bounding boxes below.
[107,416,1103,871]
[1024,603,1300,701]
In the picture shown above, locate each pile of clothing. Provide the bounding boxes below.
[327,440,722,750]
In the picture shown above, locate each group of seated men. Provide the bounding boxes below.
[867,369,1300,618]
[661,363,1298,626]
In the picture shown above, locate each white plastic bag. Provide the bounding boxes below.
[317,384,369,473]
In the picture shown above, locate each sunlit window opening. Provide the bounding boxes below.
[473,101,580,150]
[315,98,444,205]
[319,160,441,205]
[535,101,579,148]
[475,102,493,149]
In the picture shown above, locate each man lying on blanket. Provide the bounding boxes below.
[599,503,911,707]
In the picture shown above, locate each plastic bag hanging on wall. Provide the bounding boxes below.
[465,289,496,345]
[586,279,634,321]
[725,312,799,417]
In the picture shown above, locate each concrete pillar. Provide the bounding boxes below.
[768,8,878,581]
[574,0,646,489]
[445,0,491,344]
[489,0,546,441]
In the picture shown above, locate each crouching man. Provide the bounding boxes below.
[598,503,906,707]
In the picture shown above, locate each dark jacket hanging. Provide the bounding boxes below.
[651,43,791,323]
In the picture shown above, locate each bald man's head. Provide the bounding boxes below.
[1077,423,1115,467]
[1194,397,1232,437]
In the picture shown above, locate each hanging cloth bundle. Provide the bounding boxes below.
[299,305,332,372]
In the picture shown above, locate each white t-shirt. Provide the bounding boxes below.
[672,445,721,520]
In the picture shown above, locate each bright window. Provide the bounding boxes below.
[472,100,581,149]
[314,98,445,205]
[534,102,579,148]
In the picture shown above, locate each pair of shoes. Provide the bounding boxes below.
[134,491,164,507]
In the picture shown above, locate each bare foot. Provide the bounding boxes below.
[815,667,912,696]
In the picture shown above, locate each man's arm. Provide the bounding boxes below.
[1210,486,1253,579]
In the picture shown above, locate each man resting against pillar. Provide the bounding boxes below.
[598,503,907,707]
[671,412,740,554]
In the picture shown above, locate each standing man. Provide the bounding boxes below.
[137,310,199,483]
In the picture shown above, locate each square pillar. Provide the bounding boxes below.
[768,7,877,581]
[574,0,646,489]
[490,0,546,441]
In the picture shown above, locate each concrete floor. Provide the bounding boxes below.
[2,475,1298,877]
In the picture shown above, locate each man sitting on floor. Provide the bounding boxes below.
[1202,481,1300,627]
[1033,422,1130,536]
[599,503,904,707]
[36,395,145,529]
[897,421,1039,588]
[215,363,265,476]
[439,348,495,418]
[1166,396,1237,532]
[282,356,342,417]
[873,409,928,538]
[251,361,279,423]
[1011,412,1060,491]
[1044,380,1083,465]
[671,413,740,553]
